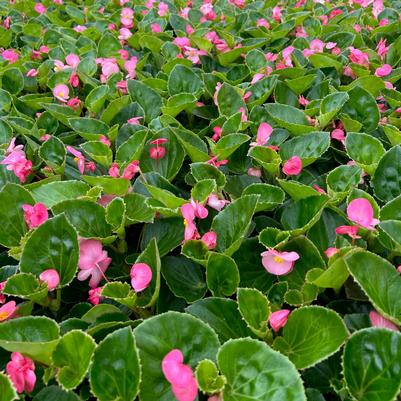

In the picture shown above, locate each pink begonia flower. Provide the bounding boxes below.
[248,167,262,177]
[335,225,361,239]
[0,281,6,304]
[109,162,120,178]
[261,249,300,275]
[117,80,128,93]
[77,239,112,288]
[124,56,138,79]
[257,18,270,29]
[6,353,36,394]
[238,107,247,122]
[130,263,152,292]
[39,269,60,291]
[173,37,191,49]
[1,138,32,183]
[331,128,345,143]
[272,5,282,22]
[151,23,162,33]
[348,47,369,67]
[150,138,168,160]
[99,135,111,147]
[372,0,384,18]
[190,199,208,219]
[66,146,85,174]
[0,300,17,321]
[119,28,132,40]
[88,287,103,305]
[2,49,18,63]
[269,309,291,332]
[228,0,245,9]
[250,122,272,147]
[54,0,63,4]
[186,24,195,34]
[200,2,216,20]
[212,126,222,142]
[127,117,142,125]
[69,72,79,87]
[181,203,202,241]
[313,184,326,194]
[53,84,70,102]
[243,91,252,103]
[184,46,206,64]
[119,50,129,60]
[26,69,38,77]
[34,2,46,14]
[369,311,398,331]
[162,349,198,401]
[347,198,379,230]
[251,73,264,85]
[74,25,86,32]
[207,194,229,211]
[65,54,80,69]
[67,97,81,110]
[299,95,309,106]
[324,247,340,258]
[122,160,140,180]
[22,203,48,230]
[158,1,169,16]
[282,156,302,176]
[377,38,389,59]
[375,64,392,77]
[201,231,217,250]
[3,16,11,29]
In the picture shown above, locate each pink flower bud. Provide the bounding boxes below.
[39,269,60,291]
[130,263,152,292]
[201,231,217,250]
[282,156,302,176]
[269,309,290,332]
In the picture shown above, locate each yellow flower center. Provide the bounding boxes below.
[273,256,283,263]
[59,91,65,97]
[0,311,10,321]
[183,219,188,226]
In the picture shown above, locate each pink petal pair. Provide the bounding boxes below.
[269,309,291,332]
[282,156,302,176]
[250,122,273,147]
[39,269,60,291]
[22,203,48,230]
[6,353,36,394]
[369,311,398,332]
[130,263,152,292]
[346,198,379,230]
[261,249,300,275]
[0,300,17,322]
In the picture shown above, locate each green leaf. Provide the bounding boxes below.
[309,53,342,70]
[86,85,109,114]
[53,330,96,390]
[80,141,112,167]
[2,68,24,95]
[380,194,401,220]
[206,253,240,297]
[278,179,319,200]
[134,238,161,308]
[69,118,109,138]
[82,176,130,196]
[186,297,253,342]
[39,136,66,170]
[90,327,141,401]
[168,64,204,96]
[20,214,79,286]
[318,92,349,128]
[248,145,281,175]
[279,132,330,166]
[213,133,250,160]
[327,165,362,200]
[217,82,246,117]
[101,282,137,308]
[372,146,401,202]
[0,372,17,401]
[128,80,162,123]
[0,316,59,365]
[3,273,48,304]
[97,32,121,57]
[191,179,216,203]
[134,311,220,401]
[30,181,90,208]
[345,132,385,175]
[171,127,210,163]
[191,162,226,189]
[343,86,379,132]
[195,359,226,394]
[161,256,206,303]
[345,249,401,325]
[161,93,197,117]
[33,386,82,401]
[273,306,348,369]
[343,328,401,401]
[116,129,148,163]
[124,193,154,223]
[237,288,270,338]
[52,199,112,239]
[211,195,259,255]
[0,183,34,247]
[218,338,306,401]
[265,103,315,135]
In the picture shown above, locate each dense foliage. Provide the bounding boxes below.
[0,0,401,400]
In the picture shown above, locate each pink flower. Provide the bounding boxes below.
[149,138,168,160]
[0,281,6,304]
[184,46,204,64]
[324,247,340,258]
[369,311,398,331]
[348,47,369,67]
[122,160,140,180]
[377,38,389,60]
[88,287,103,305]
[181,203,201,241]
[65,54,80,69]
[331,128,345,143]
[238,107,247,122]
[269,309,290,332]
[53,84,70,102]
[212,126,222,142]
[73,25,87,32]
[1,49,18,63]
[158,1,169,16]
[69,72,79,87]
[0,301,17,322]
[109,163,120,178]
[256,18,270,29]
[124,56,138,79]
[313,184,326,194]
[375,64,392,77]
[127,116,142,125]
[77,239,112,288]
[162,349,198,401]
[335,225,361,239]
[67,97,81,110]
[22,203,48,230]
[282,156,302,176]
[151,23,161,33]
[130,263,152,292]
[119,28,132,40]
[34,2,46,14]
[99,135,111,147]
[261,249,300,275]
[207,194,228,211]
[201,231,217,250]
[100,60,119,82]
[248,167,262,177]
[66,146,85,174]
[347,198,379,230]
[173,37,191,49]
[272,5,282,22]
[39,269,60,291]
[1,139,32,183]
[250,122,272,147]
[6,353,36,393]
[26,69,38,77]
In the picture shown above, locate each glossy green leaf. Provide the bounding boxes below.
[242,183,285,211]
[0,372,17,401]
